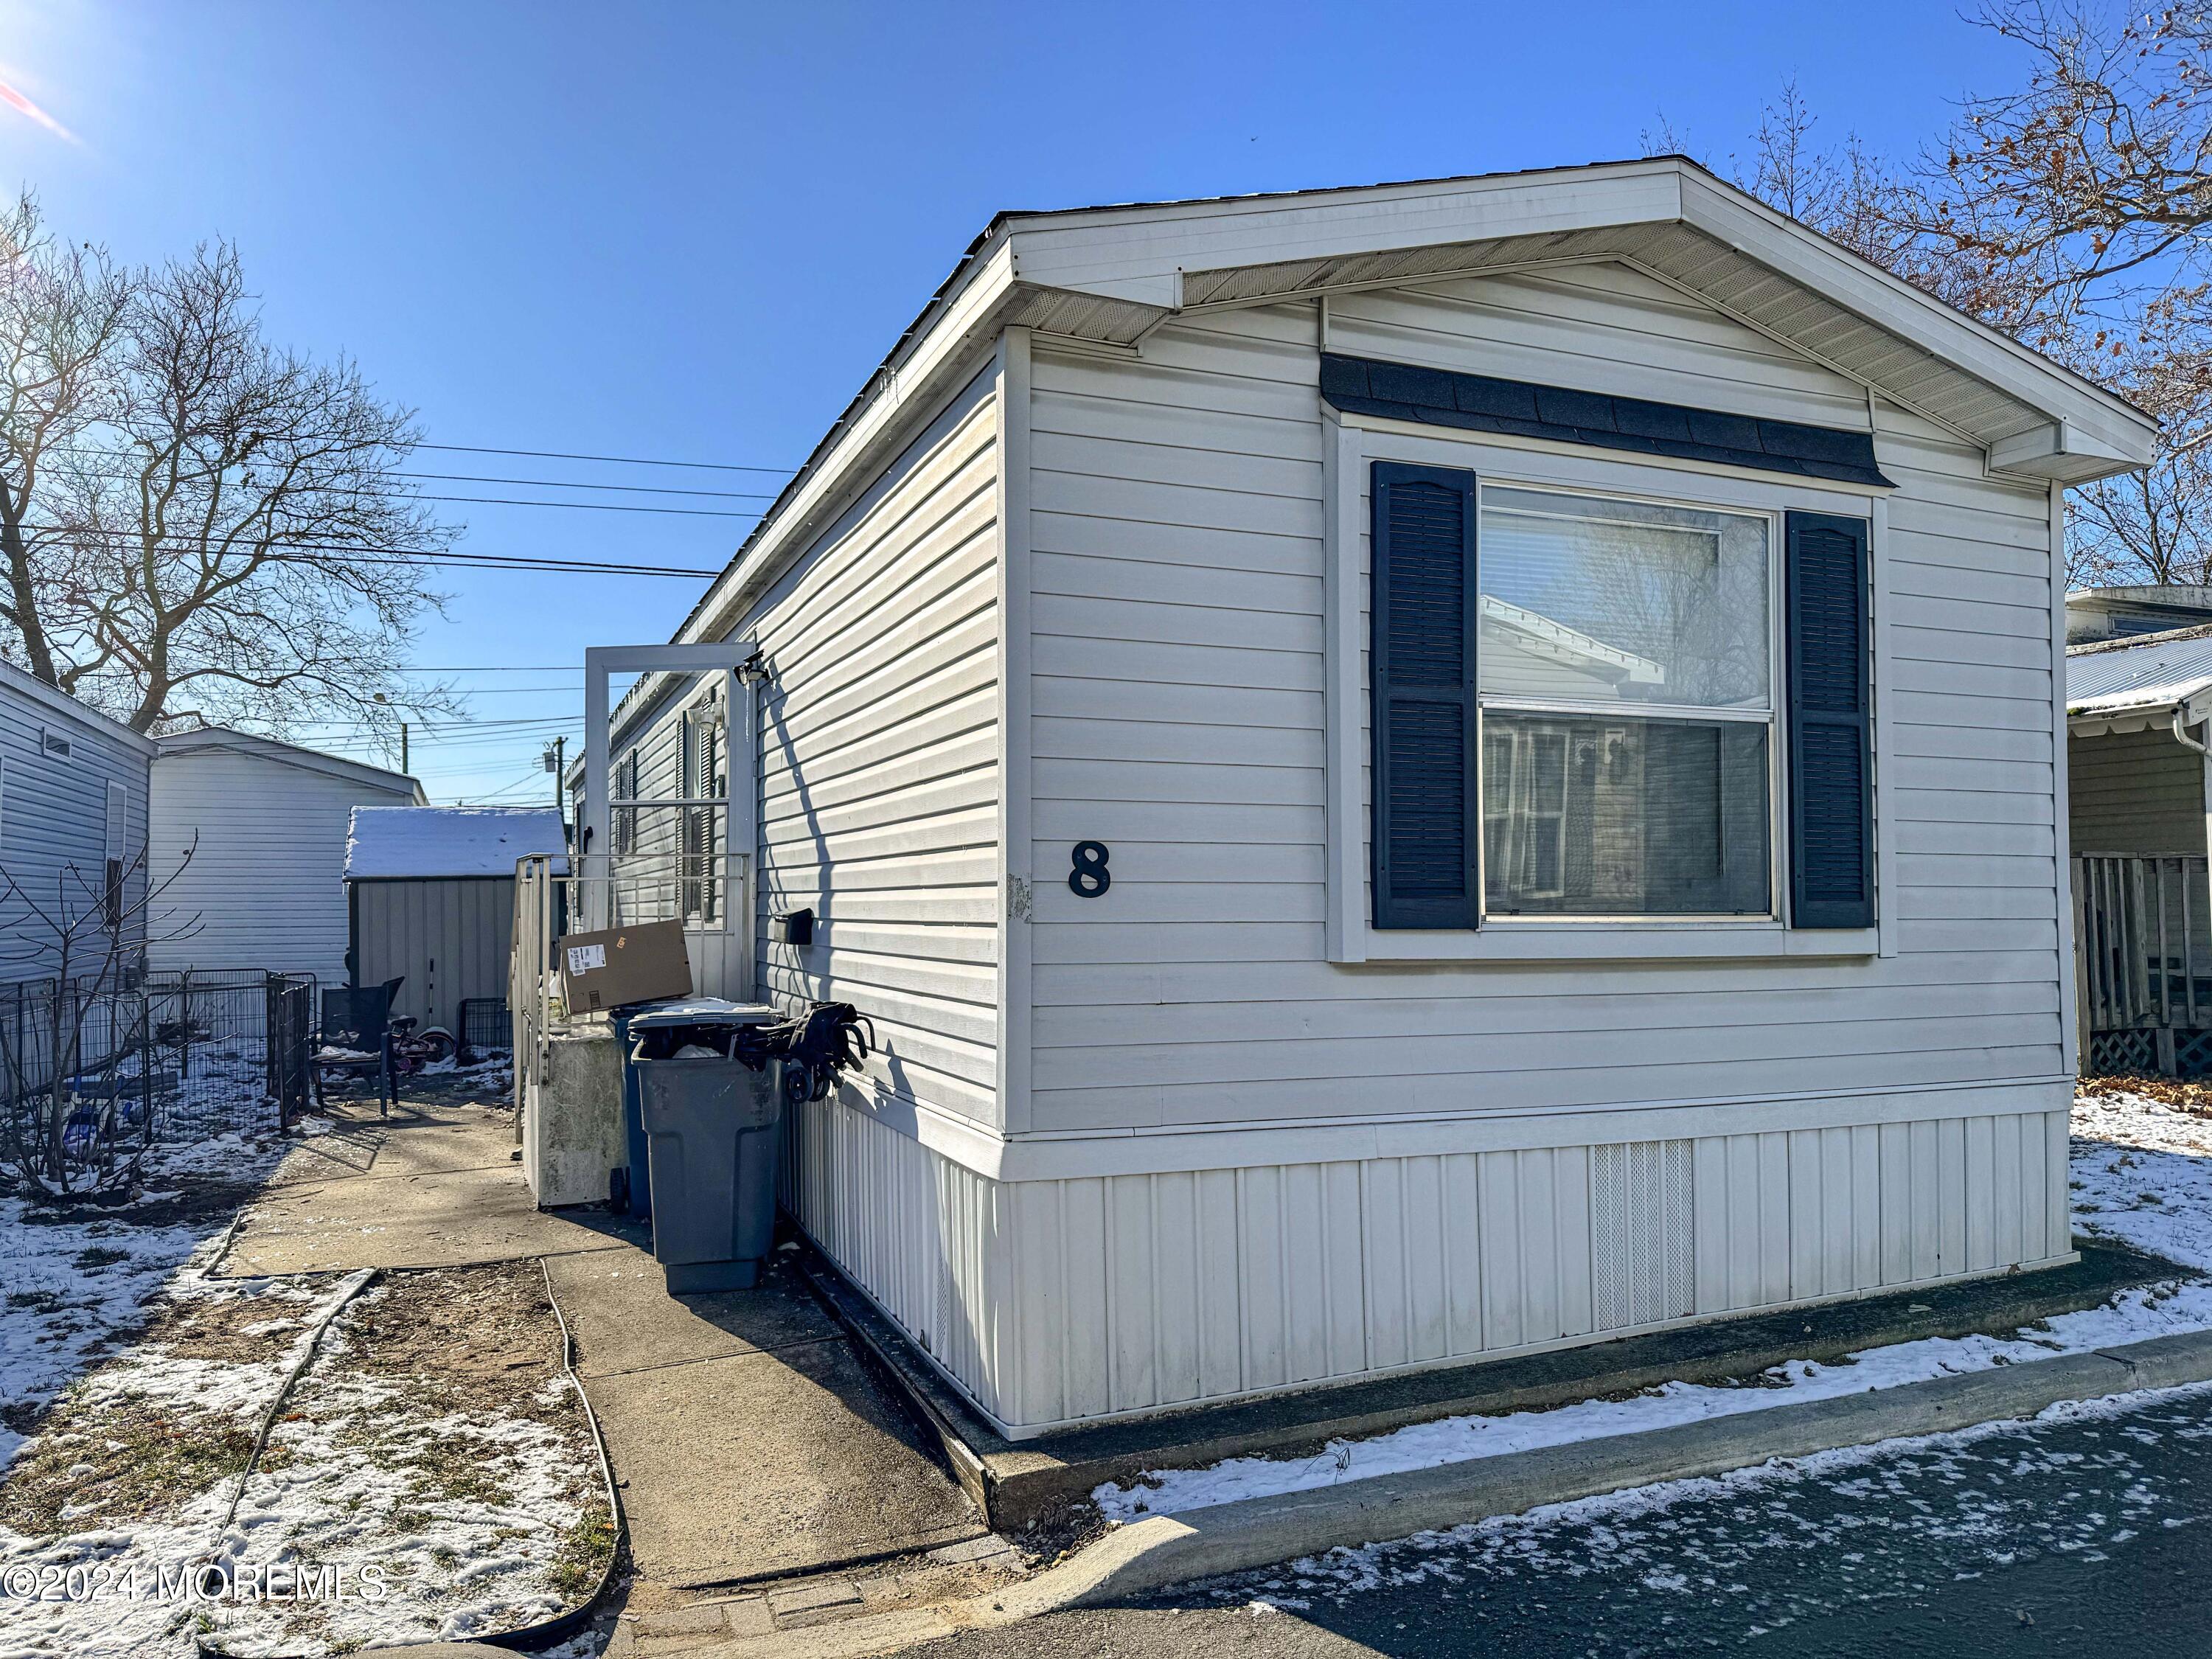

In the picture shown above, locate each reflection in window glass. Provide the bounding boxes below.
[1482,713,1771,916]
[1478,488,1770,709]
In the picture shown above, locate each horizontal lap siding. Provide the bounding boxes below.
[609,374,1001,1141]
[754,381,1001,1124]
[1029,266,2067,1133]
[2069,726,2204,856]
[0,687,150,985]
[148,751,416,981]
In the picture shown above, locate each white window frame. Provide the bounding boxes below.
[1324,413,1894,965]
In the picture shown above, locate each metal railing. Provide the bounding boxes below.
[510,820,752,1120]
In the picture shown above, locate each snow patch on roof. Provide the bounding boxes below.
[344,806,566,880]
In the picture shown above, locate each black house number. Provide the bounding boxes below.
[1068,841,1111,897]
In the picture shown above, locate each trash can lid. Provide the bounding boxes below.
[626,996,782,1030]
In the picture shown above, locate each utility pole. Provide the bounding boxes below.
[400,720,410,774]
[552,735,567,832]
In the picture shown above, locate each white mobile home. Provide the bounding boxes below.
[0,661,154,983]
[149,728,424,985]
[580,159,2155,1439]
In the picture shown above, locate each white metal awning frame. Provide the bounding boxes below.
[580,643,755,934]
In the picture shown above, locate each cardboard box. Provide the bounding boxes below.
[558,919,692,1014]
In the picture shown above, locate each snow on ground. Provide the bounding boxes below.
[1093,1085,2212,1523]
[0,1116,293,1465]
[197,1266,608,1656]
[0,1087,602,1658]
[1214,1380,2212,1624]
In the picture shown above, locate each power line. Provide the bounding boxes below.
[400,471,777,501]
[417,442,793,476]
[353,493,759,520]
[18,523,724,579]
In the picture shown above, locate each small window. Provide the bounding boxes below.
[41,729,72,759]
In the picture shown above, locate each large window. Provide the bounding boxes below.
[1476,486,1774,917]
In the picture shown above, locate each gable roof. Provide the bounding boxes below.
[602,158,2161,747]
[155,726,426,801]
[344,805,566,880]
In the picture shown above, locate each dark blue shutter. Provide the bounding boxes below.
[1371,462,1479,929]
[1786,511,1874,929]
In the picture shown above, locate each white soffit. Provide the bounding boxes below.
[995,160,2154,481]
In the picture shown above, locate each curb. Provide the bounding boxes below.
[700,1325,2212,1658]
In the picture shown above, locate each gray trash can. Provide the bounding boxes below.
[627,1001,783,1293]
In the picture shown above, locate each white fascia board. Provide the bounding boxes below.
[555,237,1023,770]
[1002,161,1686,297]
[598,240,1026,746]
[1676,173,2157,470]
[673,237,1020,658]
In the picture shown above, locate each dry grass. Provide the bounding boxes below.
[2080,1074,2212,1114]
[0,1391,256,1535]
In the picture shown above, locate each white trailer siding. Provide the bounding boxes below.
[2069,726,2205,856]
[149,740,420,982]
[0,666,153,986]
[613,367,1001,1127]
[1018,272,2065,1130]
[780,263,2080,1436]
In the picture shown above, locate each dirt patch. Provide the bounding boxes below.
[10,1174,266,1231]
[336,1260,566,1416]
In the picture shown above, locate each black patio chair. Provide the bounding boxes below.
[313,976,405,1114]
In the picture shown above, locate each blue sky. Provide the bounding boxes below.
[0,0,2026,801]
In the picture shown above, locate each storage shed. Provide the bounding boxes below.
[0,661,154,983]
[150,728,424,984]
[344,806,566,1035]
[577,158,2156,1440]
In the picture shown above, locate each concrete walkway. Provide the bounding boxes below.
[222,1090,990,1596]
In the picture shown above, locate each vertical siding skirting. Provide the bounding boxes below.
[784,1093,2076,1439]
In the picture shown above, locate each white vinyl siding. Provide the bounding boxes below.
[2068,726,2205,858]
[0,671,153,984]
[1022,265,2064,1135]
[614,369,1001,1127]
[147,746,420,983]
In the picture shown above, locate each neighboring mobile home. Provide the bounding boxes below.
[0,661,154,983]
[578,158,2156,1439]
[2066,625,2212,1074]
[344,806,566,1037]
[149,727,424,986]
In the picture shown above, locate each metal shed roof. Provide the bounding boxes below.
[2067,625,2212,731]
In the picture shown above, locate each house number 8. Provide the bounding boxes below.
[1068,841,1111,897]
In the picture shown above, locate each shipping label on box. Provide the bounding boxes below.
[557,919,692,1013]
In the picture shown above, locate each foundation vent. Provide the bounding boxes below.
[1590,1138,1695,1331]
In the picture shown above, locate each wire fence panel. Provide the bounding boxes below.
[1,968,319,1189]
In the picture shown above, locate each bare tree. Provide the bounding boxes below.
[0,202,459,742]
[0,193,128,688]
[1885,2,2212,585]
